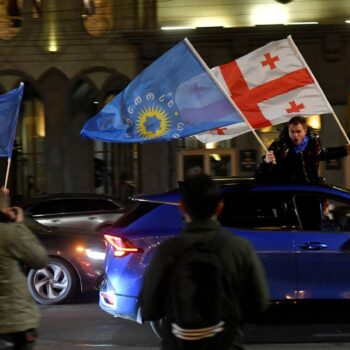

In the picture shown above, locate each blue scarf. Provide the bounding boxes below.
[294,135,309,153]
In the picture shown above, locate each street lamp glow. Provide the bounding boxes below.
[251,4,288,25]
[161,26,195,30]
[193,17,229,28]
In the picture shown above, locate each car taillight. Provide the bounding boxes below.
[104,234,142,257]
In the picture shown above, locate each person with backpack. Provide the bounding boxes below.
[139,173,269,350]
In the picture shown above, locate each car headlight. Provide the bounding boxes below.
[76,245,106,260]
[84,249,106,260]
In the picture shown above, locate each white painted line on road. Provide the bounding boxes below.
[76,344,115,347]
[313,333,350,337]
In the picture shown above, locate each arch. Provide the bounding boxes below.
[68,74,98,100]
[99,73,130,101]
[14,80,46,202]
[0,69,39,95]
[38,67,68,87]
[72,66,130,105]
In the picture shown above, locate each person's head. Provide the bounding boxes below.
[288,116,307,145]
[180,173,223,221]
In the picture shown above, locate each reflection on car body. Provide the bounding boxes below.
[23,193,125,232]
[25,218,105,304]
[98,180,350,329]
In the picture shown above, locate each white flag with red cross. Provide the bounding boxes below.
[196,36,333,143]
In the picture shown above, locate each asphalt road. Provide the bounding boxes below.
[35,292,350,350]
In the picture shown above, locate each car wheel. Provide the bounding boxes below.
[150,319,163,339]
[27,257,78,305]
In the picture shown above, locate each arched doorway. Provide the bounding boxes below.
[14,81,46,202]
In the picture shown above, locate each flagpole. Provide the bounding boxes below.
[3,157,11,190]
[184,38,269,153]
[288,36,350,144]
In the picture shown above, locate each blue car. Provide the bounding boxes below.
[99,180,350,329]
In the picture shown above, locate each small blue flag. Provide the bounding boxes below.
[0,83,24,158]
[81,39,243,143]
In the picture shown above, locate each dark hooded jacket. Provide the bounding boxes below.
[139,219,269,350]
[0,212,48,334]
[255,127,348,184]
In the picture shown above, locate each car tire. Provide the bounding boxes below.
[27,257,78,305]
[150,319,163,339]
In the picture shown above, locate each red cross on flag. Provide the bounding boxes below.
[196,36,333,143]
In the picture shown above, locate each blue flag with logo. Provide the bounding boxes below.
[0,83,24,157]
[81,39,243,143]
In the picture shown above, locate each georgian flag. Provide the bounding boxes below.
[195,36,333,143]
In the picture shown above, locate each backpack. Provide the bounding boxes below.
[165,233,240,346]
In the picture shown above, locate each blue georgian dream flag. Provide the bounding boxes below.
[80,39,244,143]
[0,83,24,157]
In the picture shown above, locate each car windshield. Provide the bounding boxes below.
[113,201,159,228]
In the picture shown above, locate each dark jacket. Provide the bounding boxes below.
[0,212,48,334]
[139,219,269,350]
[255,128,348,184]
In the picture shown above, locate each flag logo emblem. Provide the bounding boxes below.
[136,105,171,139]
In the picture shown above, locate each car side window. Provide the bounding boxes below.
[60,199,93,213]
[91,199,120,211]
[218,191,299,230]
[30,200,65,215]
[295,194,350,232]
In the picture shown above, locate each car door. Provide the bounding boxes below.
[56,198,95,230]
[294,192,350,299]
[218,190,298,300]
[29,199,66,227]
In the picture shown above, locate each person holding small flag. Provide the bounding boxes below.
[255,116,350,184]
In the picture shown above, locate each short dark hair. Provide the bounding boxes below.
[288,116,307,128]
[181,174,220,220]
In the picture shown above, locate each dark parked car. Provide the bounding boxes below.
[99,179,350,332]
[25,218,105,304]
[24,193,125,232]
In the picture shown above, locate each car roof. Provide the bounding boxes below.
[22,193,122,209]
[132,179,350,205]
[29,193,118,199]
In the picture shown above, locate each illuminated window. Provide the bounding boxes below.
[82,0,113,36]
[0,0,23,39]
[31,0,41,19]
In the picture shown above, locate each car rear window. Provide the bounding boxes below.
[113,201,159,228]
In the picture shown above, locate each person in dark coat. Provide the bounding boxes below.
[0,189,48,350]
[255,116,350,184]
[139,174,269,350]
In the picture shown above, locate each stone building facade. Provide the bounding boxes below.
[0,0,349,204]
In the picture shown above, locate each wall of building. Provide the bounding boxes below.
[0,1,349,200]
[126,26,350,188]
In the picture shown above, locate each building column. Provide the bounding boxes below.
[139,142,177,194]
[38,69,69,193]
[142,0,157,29]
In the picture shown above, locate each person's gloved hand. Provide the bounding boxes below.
[264,151,276,164]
